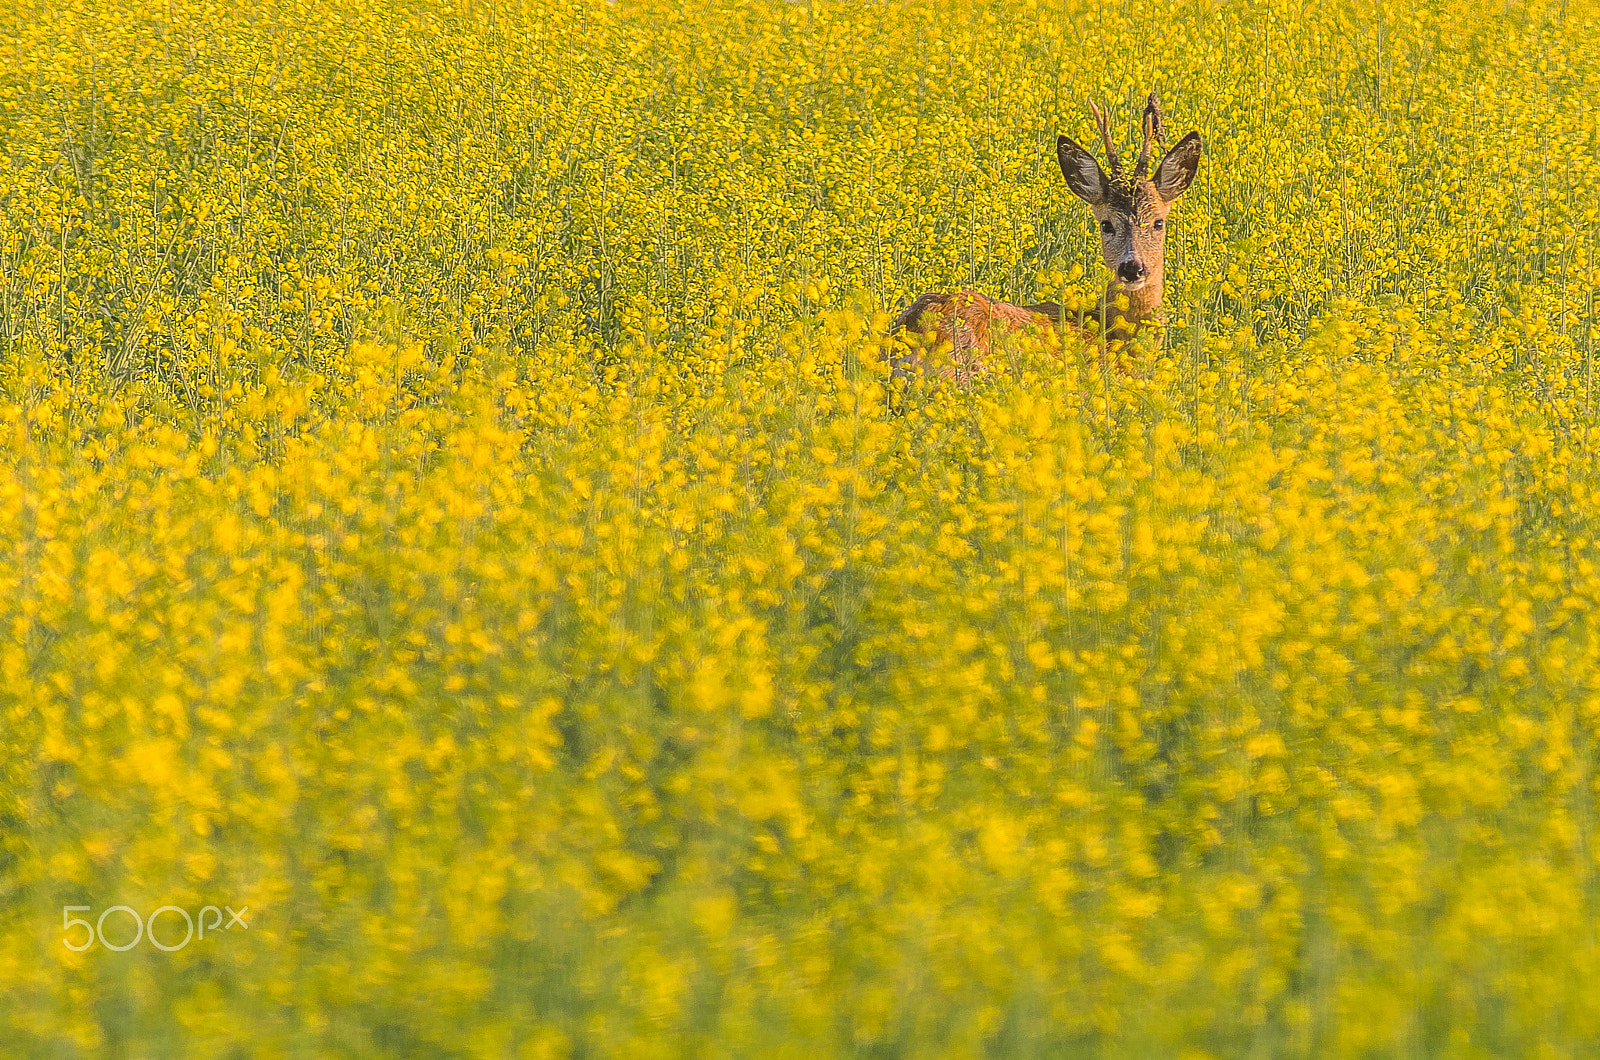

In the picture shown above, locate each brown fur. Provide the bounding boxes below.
[889,289,1151,381]
[891,291,1063,382]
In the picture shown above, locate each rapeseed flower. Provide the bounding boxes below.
[3,0,1600,1054]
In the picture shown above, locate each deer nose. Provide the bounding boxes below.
[1117,261,1146,284]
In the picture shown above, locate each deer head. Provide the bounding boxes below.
[1056,91,1203,324]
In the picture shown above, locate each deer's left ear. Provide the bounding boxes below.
[1153,132,1203,201]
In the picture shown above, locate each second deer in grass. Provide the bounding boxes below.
[892,91,1203,381]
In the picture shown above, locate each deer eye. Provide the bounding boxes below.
[1153,218,1165,231]
[1100,219,1115,235]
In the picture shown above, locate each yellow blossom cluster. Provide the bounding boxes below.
[3,0,1600,1054]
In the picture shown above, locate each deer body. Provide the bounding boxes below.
[893,93,1202,380]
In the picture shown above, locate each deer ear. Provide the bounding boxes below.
[1057,135,1107,206]
[1153,132,1203,201]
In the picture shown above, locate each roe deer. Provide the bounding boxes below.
[891,91,1203,381]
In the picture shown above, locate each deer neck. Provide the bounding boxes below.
[1094,278,1163,341]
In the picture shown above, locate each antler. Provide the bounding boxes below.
[1086,98,1122,178]
[1089,90,1167,180]
[1133,88,1165,179]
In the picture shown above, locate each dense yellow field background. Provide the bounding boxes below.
[4,0,1600,1054]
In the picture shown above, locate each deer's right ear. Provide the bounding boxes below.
[1057,135,1107,206]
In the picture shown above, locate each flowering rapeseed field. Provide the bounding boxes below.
[4,0,1600,1054]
